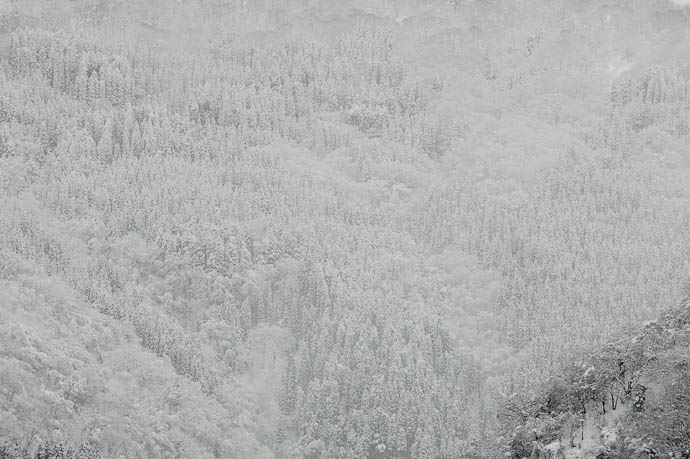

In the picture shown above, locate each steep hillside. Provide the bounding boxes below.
[0,246,272,459]
[0,1,689,458]
[506,285,690,458]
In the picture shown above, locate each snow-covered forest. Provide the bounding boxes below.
[0,1,689,458]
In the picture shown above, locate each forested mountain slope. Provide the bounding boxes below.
[507,285,690,458]
[0,1,689,458]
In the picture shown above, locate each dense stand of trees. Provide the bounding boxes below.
[418,64,690,395]
[1,4,689,458]
[506,284,690,458]
[1,27,479,458]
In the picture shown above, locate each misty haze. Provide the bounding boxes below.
[0,1,689,458]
